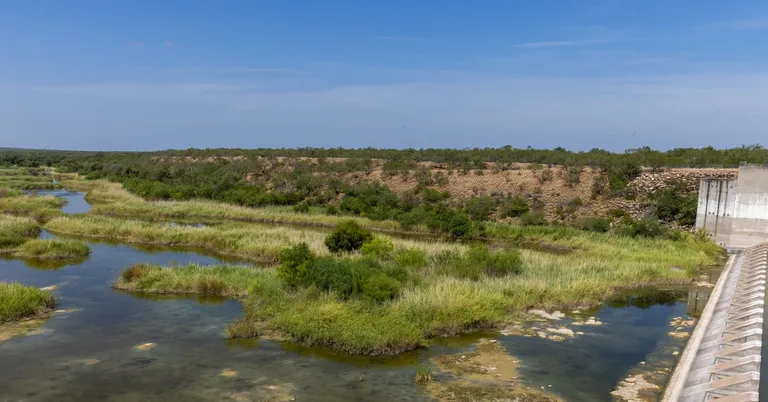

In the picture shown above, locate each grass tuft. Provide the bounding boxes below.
[0,282,56,322]
[415,363,433,383]
[14,239,90,259]
[114,263,262,297]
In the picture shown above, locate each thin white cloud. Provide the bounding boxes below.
[164,41,177,47]
[164,66,302,74]
[128,41,144,48]
[720,17,768,31]
[376,36,431,44]
[513,39,613,48]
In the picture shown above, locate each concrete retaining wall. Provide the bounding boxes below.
[696,164,768,250]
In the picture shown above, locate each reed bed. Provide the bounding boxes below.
[112,229,719,355]
[45,215,464,263]
[0,282,56,322]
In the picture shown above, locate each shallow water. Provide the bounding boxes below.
[0,193,702,401]
[34,189,91,214]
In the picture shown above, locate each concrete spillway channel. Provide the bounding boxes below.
[663,243,767,401]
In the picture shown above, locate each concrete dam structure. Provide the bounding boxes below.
[664,164,768,401]
[696,164,768,250]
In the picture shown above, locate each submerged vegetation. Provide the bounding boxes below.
[0,283,56,323]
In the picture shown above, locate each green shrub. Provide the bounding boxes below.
[395,249,428,268]
[575,217,611,233]
[429,250,461,266]
[446,214,472,239]
[360,237,395,260]
[464,196,498,221]
[520,212,547,226]
[615,217,666,238]
[325,221,374,253]
[306,258,369,299]
[666,229,688,241]
[362,274,402,302]
[292,201,310,213]
[651,183,697,226]
[278,243,316,287]
[325,204,339,215]
[564,166,582,187]
[465,246,523,278]
[537,169,554,183]
[609,208,629,219]
[382,264,410,283]
[499,196,529,218]
[442,247,523,280]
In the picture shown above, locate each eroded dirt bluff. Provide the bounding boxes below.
[157,156,739,220]
[245,158,737,221]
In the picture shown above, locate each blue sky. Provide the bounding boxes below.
[1,1,767,151]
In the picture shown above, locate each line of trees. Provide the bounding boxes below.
[2,144,767,170]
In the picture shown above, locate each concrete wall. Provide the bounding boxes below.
[696,178,736,247]
[696,164,768,249]
[729,164,768,248]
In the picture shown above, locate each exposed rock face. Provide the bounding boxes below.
[628,168,737,198]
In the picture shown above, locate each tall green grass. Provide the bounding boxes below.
[116,229,720,355]
[0,168,32,176]
[0,188,25,198]
[115,263,261,297]
[0,177,58,190]
[44,215,463,263]
[0,195,66,222]
[90,199,405,231]
[0,282,55,322]
[12,239,90,259]
[0,215,41,237]
[0,215,40,249]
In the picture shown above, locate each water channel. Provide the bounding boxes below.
[0,191,710,401]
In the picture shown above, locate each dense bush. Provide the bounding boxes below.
[292,201,310,213]
[499,196,529,218]
[360,237,395,260]
[278,243,316,287]
[651,183,697,226]
[520,212,547,226]
[464,196,498,221]
[307,258,369,299]
[442,246,523,280]
[295,257,405,302]
[395,249,428,268]
[324,221,373,253]
[615,217,666,238]
[574,217,611,233]
[362,273,402,302]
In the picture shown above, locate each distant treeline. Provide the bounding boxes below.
[1,144,767,169]
[0,145,730,237]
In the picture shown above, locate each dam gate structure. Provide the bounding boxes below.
[665,164,768,401]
